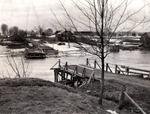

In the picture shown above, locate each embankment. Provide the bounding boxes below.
[0,78,108,114]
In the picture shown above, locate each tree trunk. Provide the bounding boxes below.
[98,0,105,105]
[99,38,105,105]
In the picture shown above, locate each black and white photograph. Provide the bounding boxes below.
[0,0,149,114]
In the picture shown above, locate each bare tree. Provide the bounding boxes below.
[6,56,30,78]
[55,0,149,105]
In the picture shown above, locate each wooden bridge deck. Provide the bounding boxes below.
[59,64,150,88]
[52,59,150,88]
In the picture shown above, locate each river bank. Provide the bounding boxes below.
[78,79,150,114]
[0,78,141,114]
[0,78,107,114]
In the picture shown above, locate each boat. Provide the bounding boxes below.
[24,48,46,59]
[39,45,58,55]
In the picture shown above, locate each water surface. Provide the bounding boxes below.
[0,44,150,81]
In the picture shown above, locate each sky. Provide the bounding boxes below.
[0,0,150,32]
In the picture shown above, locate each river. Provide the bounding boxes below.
[0,43,150,81]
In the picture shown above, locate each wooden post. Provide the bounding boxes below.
[124,92,147,114]
[65,62,68,79]
[54,69,59,82]
[94,60,96,69]
[118,85,126,109]
[75,65,78,74]
[106,63,108,72]
[86,58,89,66]
[82,68,86,77]
[58,59,61,68]
[126,67,129,75]
[115,65,118,74]
[62,70,65,80]
[65,62,68,70]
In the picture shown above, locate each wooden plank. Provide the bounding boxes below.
[60,64,150,82]
[121,66,150,73]
[116,65,125,75]
[124,92,147,114]
[61,68,84,78]
[107,64,113,73]
[77,64,96,70]
[96,62,101,69]
[128,71,149,76]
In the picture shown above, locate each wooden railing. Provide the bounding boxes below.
[86,58,150,79]
[51,58,150,79]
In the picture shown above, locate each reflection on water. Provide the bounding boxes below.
[0,45,150,81]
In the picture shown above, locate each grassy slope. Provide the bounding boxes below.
[78,79,150,114]
[0,78,109,114]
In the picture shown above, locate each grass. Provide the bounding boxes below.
[0,78,148,114]
[78,79,150,114]
[0,78,108,114]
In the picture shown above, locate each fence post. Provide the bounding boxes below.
[82,68,86,77]
[65,62,68,70]
[118,85,126,109]
[106,63,108,72]
[65,62,68,79]
[86,58,89,66]
[58,59,61,68]
[54,69,59,82]
[126,67,129,75]
[94,60,96,69]
[62,69,65,80]
[115,65,118,74]
[75,65,78,74]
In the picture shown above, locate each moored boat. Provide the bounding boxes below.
[24,48,46,59]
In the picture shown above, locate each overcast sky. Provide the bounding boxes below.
[0,0,150,32]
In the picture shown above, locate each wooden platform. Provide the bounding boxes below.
[52,59,150,88]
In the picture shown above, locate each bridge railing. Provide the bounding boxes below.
[51,58,150,79]
[85,58,150,79]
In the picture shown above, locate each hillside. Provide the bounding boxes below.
[0,78,109,114]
